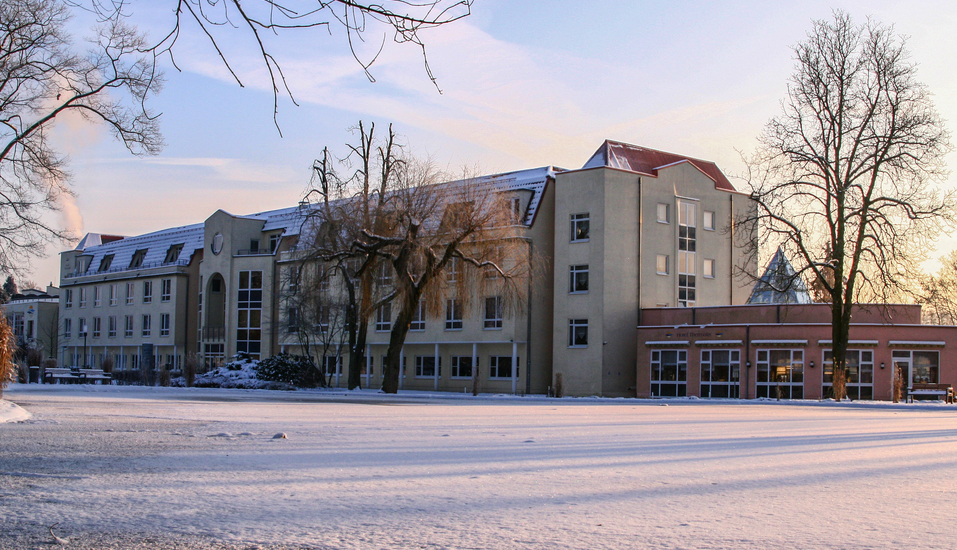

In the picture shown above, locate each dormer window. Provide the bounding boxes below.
[269,234,280,253]
[250,239,260,253]
[98,254,114,272]
[164,243,184,264]
[129,249,147,269]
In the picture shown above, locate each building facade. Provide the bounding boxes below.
[58,140,758,395]
[637,304,954,401]
[3,286,60,359]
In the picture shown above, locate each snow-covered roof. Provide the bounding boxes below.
[580,140,736,192]
[747,247,812,305]
[67,167,557,279]
[70,222,205,278]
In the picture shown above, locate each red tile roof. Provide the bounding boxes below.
[582,140,736,192]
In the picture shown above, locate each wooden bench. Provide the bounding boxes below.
[43,367,112,384]
[907,383,954,404]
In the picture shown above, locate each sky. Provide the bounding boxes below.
[26,0,957,287]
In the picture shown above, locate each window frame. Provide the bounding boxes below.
[445,299,463,330]
[570,213,590,242]
[657,203,670,224]
[484,296,503,330]
[143,281,153,304]
[656,254,669,275]
[568,319,588,348]
[569,264,589,294]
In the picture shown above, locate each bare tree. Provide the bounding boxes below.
[741,11,953,400]
[78,0,472,131]
[0,0,162,274]
[358,159,532,394]
[296,123,532,393]
[297,122,402,390]
[917,250,957,325]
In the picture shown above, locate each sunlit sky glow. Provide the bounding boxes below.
[29,0,957,287]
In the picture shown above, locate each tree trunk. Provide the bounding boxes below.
[381,290,421,394]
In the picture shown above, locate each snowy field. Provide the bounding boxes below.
[2,385,957,550]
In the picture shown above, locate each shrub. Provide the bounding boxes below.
[0,317,15,397]
[159,368,171,387]
[183,353,199,387]
[26,347,43,367]
[101,355,114,374]
[256,353,318,387]
[553,372,564,398]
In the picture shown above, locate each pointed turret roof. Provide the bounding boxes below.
[748,247,812,304]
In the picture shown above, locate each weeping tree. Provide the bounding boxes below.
[741,11,953,400]
[357,160,532,394]
[296,122,402,390]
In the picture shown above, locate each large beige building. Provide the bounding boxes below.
[57,141,755,395]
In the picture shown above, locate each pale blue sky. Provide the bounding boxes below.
[31,0,957,286]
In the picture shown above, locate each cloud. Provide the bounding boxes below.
[57,192,84,241]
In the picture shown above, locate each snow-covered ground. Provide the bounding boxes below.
[2,384,957,549]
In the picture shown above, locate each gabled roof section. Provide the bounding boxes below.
[581,140,736,191]
[748,247,812,305]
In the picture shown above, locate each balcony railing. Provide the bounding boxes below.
[64,259,189,279]
[235,249,274,256]
[201,326,226,341]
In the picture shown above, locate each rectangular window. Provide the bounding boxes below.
[823,349,874,400]
[142,314,151,337]
[651,349,687,397]
[446,257,460,283]
[656,254,669,275]
[164,243,184,264]
[678,200,697,307]
[489,356,519,379]
[703,210,715,231]
[569,265,589,293]
[94,286,102,307]
[568,319,588,347]
[324,355,342,377]
[236,271,263,359]
[451,356,474,379]
[161,279,172,302]
[64,318,72,338]
[129,249,147,269]
[109,284,117,306]
[108,316,117,338]
[126,282,134,305]
[410,300,426,331]
[445,299,463,330]
[315,305,329,333]
[570,213,590,242]
[65,288,73,309]
[124,315,134,337]
[98,254,114,272]
[756,349,804,399]
[415,356,441,378]
[703,259,715,278]
[78,318,87,336]
[484,296,503,329]
[143,281,153,304]
[269,234,280,253]
[160,313,170,337]
[700,349,740,398]
[287,308,300,333]
[376,262,393,287]
[657,203,670,223]
[79,287,87,308]
[318,264,331,292]
[375,303,392,332]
